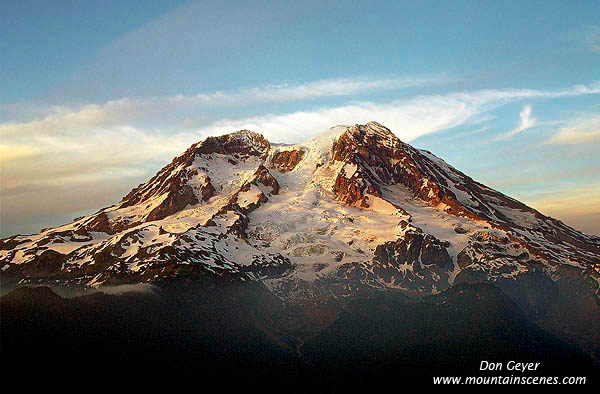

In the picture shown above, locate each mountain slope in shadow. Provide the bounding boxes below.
[1,282,596,390]
[302,283,598,388]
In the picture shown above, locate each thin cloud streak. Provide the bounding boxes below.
[190,82,600,143]
[3,79,598,140]
[545,114,600,145]
[584,25,600,53]
[1,126,200,191]
[0,75,444,138]
[182,76,446,105]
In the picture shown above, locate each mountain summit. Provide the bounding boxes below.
[3,121,600,359]
[2,121,599,294]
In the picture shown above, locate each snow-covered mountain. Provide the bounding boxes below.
[2,122,599,302]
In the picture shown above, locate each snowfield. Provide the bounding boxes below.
[1,122,599,297]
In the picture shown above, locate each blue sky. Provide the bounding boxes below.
[1,0,599,237]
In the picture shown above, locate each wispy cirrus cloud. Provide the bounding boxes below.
[1,125,198,190]
[190,82,600,143]
[563,24,600,54]
[545,114,600,145]
[496,104,536,140]
[0,75,444,138]
[2,79,599,141]
[180,76,445,105]
[583,25,600,53]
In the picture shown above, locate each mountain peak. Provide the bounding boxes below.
[1,122,598,302]
[225,129,267,143]
[345,121,400,139]
[195,129,270,158]
[3,121,599,375]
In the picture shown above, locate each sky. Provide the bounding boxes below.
[1,0,600,237]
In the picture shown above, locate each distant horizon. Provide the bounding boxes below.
[2,1,599,237]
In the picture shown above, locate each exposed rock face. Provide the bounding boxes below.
[84,213,115,234]
[333,170,381,206]
[331,124,386,205]
[242,253,294,279]
[371,230,454,292]
[106,130,269,231]
[454,226,468,234]
[21,249,66,277]
[208,164,281,238]
[147,185,199,222]
[251,165,280,195]
[271,149,305,172]
[327,123,474,220]
[199,177,217,202]
[292,244,328,257]
[0,238,30,251]
[119,146,200,210]
[196,130,270,158]
[328,122,474,216]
